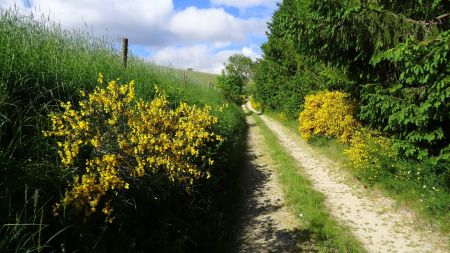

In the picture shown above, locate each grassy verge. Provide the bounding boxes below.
[252,114,365,252]
[264,111,450,234]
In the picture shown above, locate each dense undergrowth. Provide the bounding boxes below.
[254,0,450,233]
[0,9,246,252]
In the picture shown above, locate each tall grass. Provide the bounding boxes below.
[0,8,245,252]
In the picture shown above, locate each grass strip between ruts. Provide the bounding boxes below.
[251,114,365,253]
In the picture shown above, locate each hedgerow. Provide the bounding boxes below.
[253,0,351,119]
[257,0,450,157]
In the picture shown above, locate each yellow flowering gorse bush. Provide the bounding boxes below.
[344,129,393,172]
[249,96,263,112]
[299,90,394,173]
[44,74,222,221]
[299,91,359,144]
[278,112,287,122]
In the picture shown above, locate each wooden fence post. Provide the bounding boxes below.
[121,37,128,68]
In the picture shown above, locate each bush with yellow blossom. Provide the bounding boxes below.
[299,91,359,144]
[298,91,450,228]
[249,96,263,112]
[299,90,394,178]
[344,129,394,176]
[43,74,223,221]
[278,112,287,122]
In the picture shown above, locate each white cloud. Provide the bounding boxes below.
[212,41,232,49]
[211,0,275,9]
[151,44,260,74]
[6,0,175,46]
[168,7,266,43]
[33,0,173,27]
[241,46,259,58]
[5,0,268,47]
[169,7,242,42]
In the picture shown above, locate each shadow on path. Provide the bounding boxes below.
[223,119,317,253]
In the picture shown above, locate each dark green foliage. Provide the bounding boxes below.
[287,0,447,83]
[361,31,450,160]
[259,0,450,159]
[254,0,349,119]
[217,54,254,104]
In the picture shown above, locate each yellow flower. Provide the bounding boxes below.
[97,73,104,84]
[299,91,359,144]
[45,74,223,220]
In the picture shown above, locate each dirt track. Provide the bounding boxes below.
[233,115,314,252]
[257,112,448,253]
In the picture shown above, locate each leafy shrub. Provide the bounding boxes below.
[344,129,394,178]
[217,74,244,104]
[278,112,287,122]
[249,96,263,112]
[299,91,359,144]
[44,75,222,221]
[361,31,450,161]
[217,54,253,105]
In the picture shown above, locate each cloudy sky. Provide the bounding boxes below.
[0,0,278,73]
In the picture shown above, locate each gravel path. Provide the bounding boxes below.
[233,115,312,252]
[258,113,449,253]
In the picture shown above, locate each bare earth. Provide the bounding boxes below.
[258,114,449,253]
[234,115,314,252]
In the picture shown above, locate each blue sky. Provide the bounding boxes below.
[0,0,278,73]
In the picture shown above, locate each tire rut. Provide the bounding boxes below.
[233,115,313,252]
[258,113,449,253]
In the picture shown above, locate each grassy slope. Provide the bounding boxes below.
[265,111,450,234]
[186,70,218,86]
[172,69,219,87]
[252,114,365,252]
